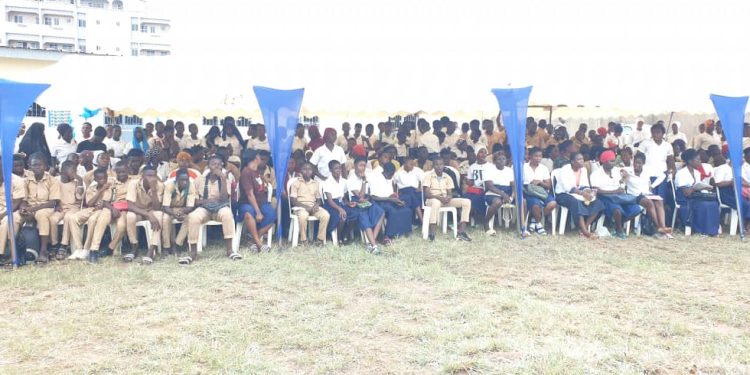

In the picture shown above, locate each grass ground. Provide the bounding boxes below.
[0,229,748,374]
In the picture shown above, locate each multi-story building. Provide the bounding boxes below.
[0,0,170,56]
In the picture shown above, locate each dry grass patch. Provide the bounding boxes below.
[0,230,748,374]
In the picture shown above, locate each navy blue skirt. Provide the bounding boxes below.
[676,189,720,236]
[375,201,413,237]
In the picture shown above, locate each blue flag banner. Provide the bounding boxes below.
[710,94,747,239]
[0,79,50,265]
[491,86,533,236]
[253,86,305,243]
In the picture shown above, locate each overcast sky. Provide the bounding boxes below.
[151,0,750,113]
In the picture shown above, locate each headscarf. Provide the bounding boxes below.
[596,127,607,137]
[132,126,149,152]
[672,121,681,130]
[352,144,366,157]
[599,150,616,164]
[146,144,162,165]
[307,126,324,151]
[323,128,336,140]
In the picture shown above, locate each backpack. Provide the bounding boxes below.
[639,214,657,236]
[15,224,40,265]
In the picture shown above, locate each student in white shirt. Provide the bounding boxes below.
[368,162,412,245]
[628,120,649,147]
[711,155,750,232]
[466,145,495,224]
[666,121,688,145]
[310,128,347,180]
[247,124,271,151]
[345,157,386,253]
[638,123,677,203]
[673,149,720,235]
[50,123,78,168]
[623,152,672,238]
[555,152,605,239]
[393,155,424,224]
[591,150,642,238]
[321,160,358,245]
[483,152,513,235]
[180,123,204,150]
[103,125,131,158]
[416,120,440,154]
[524,147,557,235]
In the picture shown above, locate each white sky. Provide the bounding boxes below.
[147,0,750,113]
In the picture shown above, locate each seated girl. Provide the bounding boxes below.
[590,150,642,239]
[554,152,605,239]
[523,147,557,235]
[674,149,720,236]
[368,162,413,245]
[623,152,673,238]
[483,151,513,235]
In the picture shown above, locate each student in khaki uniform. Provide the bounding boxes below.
[161,168,198,264]
[49,161,84,260]
[289,162,330,246]
[186,155,240,260]
[21,153,61,263]
[125,165,164,264]
[103,161,132,257]
[83,152,114,187]
[422,157,472,242]
[0,156,26,263]
[67,168,116,262]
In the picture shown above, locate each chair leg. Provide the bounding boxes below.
[201,225,207,247]
[452,211,458,238]
[559,207,568,235]
[422,207,431,239]
[550,208,558,236]
[291,219,299,247]
[233,222,242,253]
[196,225,203,253]
[441,211,448,234]
[267,226,274,247]
[685,226,692,236]
[730,210,739,236]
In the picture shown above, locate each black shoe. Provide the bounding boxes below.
[457,232,472,242]
[88,250,99,263]
[428,233,435,242]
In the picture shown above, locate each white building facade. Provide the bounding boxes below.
[0,0,170,56]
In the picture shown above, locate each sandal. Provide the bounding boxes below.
[249,244,259,253]
[536,226,547,235]
[123,253,135,262]
[259,245,271,253]
[229,252,243,260]
[178,256,193,265]
[55,247,68,261]
[381,238,394,247]
[312,240,325,247]
[35,253,48,264]
[142,256,153,265]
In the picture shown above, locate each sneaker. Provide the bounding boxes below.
[428,233,435,242]
[456,231,472,242]
[88,250,99,263]
[613,231,627,239]
[485,229,497,236]
[69,249,88,260]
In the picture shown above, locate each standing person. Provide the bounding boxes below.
[422,157,472,242]
[20,153,61,263]
[186,155,240,259]
[629,120,649,147]
[161,168,199,264]
[307,125,324,152]
[638,123,676,209]
[104,125,130,158]
[289,162,330,246]
[523,147,557,235]
[480,119,506,153]
[204,126,222,152]
[131,126,150,153]
[310,128,347,180]
[674,149,720,236]
[124,166,165,264]
[666,121,688,144]
[81,122,93,141]
[0,156,25,263]
[336,122,351,149]
[247,124,270,151]
[292,124,307,152]
[18,123,51,166]
[417,120,440,155]
[237,150,275,253]
[50,123,77,168]
[623,153,673,238]
[48,161,84,260]
[219,117,245,157]
[180,123,203,150]
[76,126,108,153]
[369,163,413,244]
[591,150,642,239]
[483,152,514,235]
[393,155,424,224]
[174,121,186,145]
[554,152,605,239]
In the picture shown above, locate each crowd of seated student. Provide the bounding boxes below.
[2,115,750,266]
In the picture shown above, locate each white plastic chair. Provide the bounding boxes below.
[197,181,239,253]
[109,220,160,254]
[551,168,573,235]
[717,187,739,236]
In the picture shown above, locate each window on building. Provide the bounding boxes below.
[44,16,52,25]
[115,47,120,52]
[150,26,155,33]
[13,15,22,23]
[131,24,138,31]
[96,45,101,51]
[79,19,86,27]
[54,18,60,26]
[96,20,100,25]
[113,0,123,10]
[131,49,138,56]
[141,24,148,33]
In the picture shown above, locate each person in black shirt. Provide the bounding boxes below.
[76,126,108,153]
